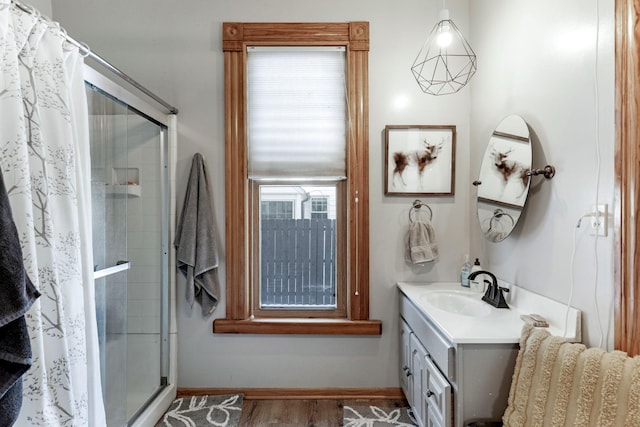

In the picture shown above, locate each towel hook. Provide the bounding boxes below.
[409,199,433,223]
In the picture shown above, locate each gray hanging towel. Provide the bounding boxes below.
[174,153,220,315]
[0,166,40,425]
[406,219,439,264]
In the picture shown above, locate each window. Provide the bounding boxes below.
[248,46,345,318]
[310,197,329,219]
[214,22,380,335]
[255,183,343,317]
[260,200,294,220]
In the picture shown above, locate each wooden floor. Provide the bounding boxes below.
[238,398,409,427]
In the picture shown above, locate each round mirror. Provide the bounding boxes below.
[475,114,532,242]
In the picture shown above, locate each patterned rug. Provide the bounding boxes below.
[155,394,243,427]
[343,405,417,427]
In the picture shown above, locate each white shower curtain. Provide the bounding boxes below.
[0,2,106,426]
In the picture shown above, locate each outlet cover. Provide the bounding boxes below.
[590,204,608,236]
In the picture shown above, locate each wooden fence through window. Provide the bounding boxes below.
[260,219,336,307]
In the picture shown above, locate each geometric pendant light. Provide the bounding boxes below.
[411,9,477,95]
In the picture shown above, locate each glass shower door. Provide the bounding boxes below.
[87,82,169,426]
[123,106,166,422]
[89,88,130,427]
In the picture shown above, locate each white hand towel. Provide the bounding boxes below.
[406,219,438,264]
[486,229,508,242]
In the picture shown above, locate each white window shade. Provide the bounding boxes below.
[247,47,347,179]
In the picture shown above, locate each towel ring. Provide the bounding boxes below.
[489,208,514,231]
[409,199,433,223]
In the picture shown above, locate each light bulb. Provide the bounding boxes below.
[437,25,452,47]
[436,9,452,48]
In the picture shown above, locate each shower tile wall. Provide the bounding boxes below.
[126,114,162,336]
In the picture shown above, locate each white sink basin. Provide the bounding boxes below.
[419,290,492,317]
[398,282,582,343]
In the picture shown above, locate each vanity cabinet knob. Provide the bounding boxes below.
[426,389,434,398]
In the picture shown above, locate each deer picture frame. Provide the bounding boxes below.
[384,125,456,196]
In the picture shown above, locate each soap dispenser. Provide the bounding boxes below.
[469,258,484,292]
[460,254,471,287]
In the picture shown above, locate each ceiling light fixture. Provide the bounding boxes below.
[411,8,477,95]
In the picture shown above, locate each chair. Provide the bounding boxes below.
[468,325,640,427]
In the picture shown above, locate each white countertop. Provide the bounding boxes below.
[397,281,581,345]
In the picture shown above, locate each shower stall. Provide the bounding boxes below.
[85,65,177,427]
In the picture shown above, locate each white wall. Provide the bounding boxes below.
[48,0,615,390]
[24,0,51,17]
[469,0,615,350]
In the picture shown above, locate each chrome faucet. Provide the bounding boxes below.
[467,270,510,309]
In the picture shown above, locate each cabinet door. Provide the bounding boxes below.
[400,320,413,402]
[423,355,452,427]
[426,408,444,427]
[410,334,428,427]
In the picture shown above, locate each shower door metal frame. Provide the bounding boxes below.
[85,64,177,426]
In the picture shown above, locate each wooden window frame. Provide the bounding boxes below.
[250,180,347,319]
[213,22,381,335]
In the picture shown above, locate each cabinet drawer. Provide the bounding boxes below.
[400,295,455,381]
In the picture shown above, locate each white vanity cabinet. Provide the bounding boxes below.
[399,293,518,427]
[400,318,453,427]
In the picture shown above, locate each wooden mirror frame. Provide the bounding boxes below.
[615,0,640,355]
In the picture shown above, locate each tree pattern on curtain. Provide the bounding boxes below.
[0,2,105,426]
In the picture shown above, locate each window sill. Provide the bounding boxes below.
[212,318,382,335]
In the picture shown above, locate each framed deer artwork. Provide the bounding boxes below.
[384,125,456,196]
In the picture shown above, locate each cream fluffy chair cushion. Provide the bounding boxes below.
[502,325,640,426]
